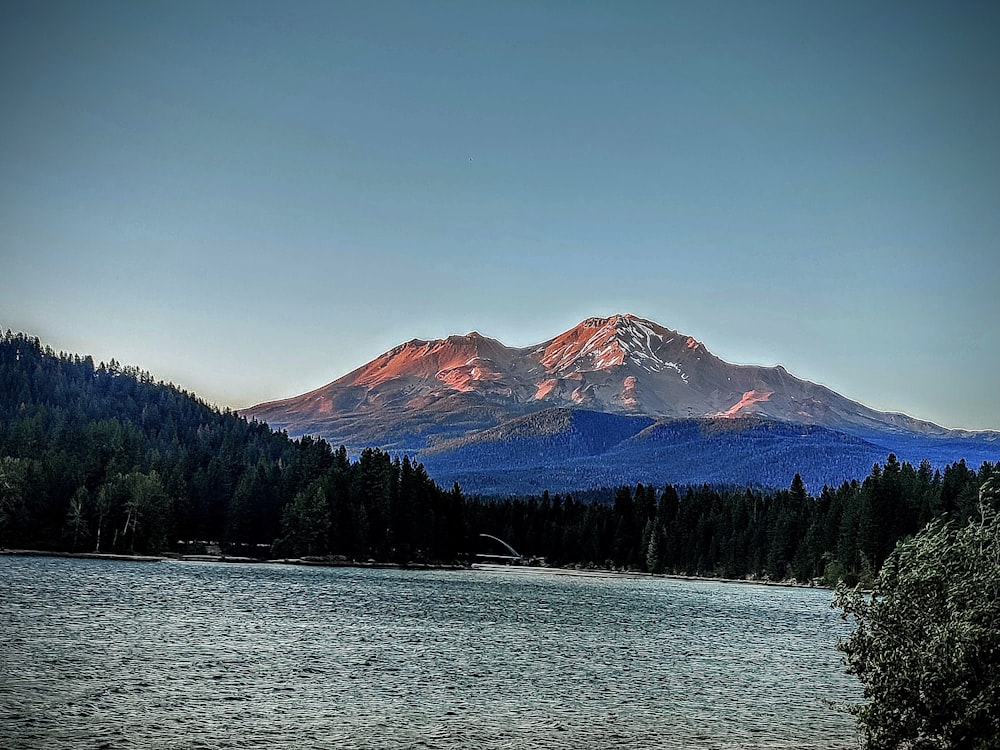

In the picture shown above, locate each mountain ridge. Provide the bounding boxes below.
[245,313,990,445]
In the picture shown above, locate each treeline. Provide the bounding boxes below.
[473,457,993,585]
[0,331,329,553]
[0,332,466,561]
[1,330,995,585]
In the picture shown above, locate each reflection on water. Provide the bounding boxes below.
[0,557,859,749]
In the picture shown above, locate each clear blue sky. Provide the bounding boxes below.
[2,1,998,429]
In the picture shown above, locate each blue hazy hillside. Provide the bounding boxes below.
[422,409,654,467]
[419,409,999,496]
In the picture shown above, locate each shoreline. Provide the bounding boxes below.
[1,548,830,589]
[471,562,829,589]
[1,548,169,563]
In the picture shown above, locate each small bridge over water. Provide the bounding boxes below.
[476,533,523,564]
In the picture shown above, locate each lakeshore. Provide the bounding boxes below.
[0,548,830,589]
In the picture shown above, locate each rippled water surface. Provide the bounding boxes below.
[0,557,860,749]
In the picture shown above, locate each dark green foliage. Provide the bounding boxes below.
[274,483,331,557]
[460,457,996,583]
[834,480,1000,749]
[94,470,172,554]
[0,332,308,552]
[0,331,463,560]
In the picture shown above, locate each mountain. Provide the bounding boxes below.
[244,314,999,492]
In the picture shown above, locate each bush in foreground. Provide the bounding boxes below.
[834,480,1000,749]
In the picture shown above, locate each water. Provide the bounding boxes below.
[0,556,860,749]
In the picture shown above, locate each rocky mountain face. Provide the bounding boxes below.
[244,313,968,451]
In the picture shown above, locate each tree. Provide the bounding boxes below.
[274,483,331,557]
[96,471,171,554]
[644,517,663,573]
[123,471,172,553]
[833,482,1000,749]
[64,486,91,551]
[0,456,29,547]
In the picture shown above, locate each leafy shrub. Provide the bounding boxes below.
[834,482,1000,749]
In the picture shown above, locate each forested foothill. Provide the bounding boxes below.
[1,330,996,588]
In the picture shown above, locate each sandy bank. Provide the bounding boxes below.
[472,562,827,589]
[3,549,827,588]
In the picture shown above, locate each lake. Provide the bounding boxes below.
[0,556,860,749]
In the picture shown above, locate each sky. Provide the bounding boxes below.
[2,1,999,430]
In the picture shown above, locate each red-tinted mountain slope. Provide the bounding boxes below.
[243,314,974,452]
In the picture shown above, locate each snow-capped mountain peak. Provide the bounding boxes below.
[534,313,690,376]
[242,313,980,453]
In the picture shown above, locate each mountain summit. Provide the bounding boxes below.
[244,313,971,453]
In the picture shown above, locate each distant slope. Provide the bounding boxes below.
[420,411,892,494]
[419,409,1000,495]
[423,409,655,466]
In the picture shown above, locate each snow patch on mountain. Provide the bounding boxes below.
[713,390,774,418]
[537,313,676,375]
[535,379,559,400]
[621,376,639,409]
